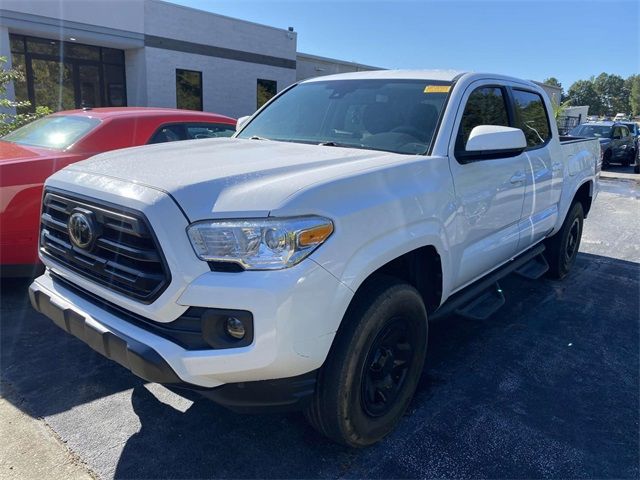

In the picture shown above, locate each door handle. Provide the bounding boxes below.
[552,162,563,172]
[510,171,526,184]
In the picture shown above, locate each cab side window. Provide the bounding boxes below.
[612,127,622,139]
[455,87,509,153]
[186,123,236,139]
[620,126,629,137]
[512,90,551,148]
[148,124,186,144]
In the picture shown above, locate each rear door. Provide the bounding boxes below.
[611,126,624,160]
[448,83,527,288]
[509,88,559,250]
[619,125,633,159]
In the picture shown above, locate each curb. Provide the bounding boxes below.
[600,171,639,182]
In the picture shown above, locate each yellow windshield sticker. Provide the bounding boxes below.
[424,85,451,93]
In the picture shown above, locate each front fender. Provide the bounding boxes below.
[317,217,452,302]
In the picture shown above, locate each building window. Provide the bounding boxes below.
[176,69,203,111]
[257,79,277,109]
[8,34,126,112]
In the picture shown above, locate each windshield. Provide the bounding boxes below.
[569,124,613,138]
[237,79,451,155]
[2,115,100,149]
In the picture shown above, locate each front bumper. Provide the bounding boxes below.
[29,281,319,411]
[29,282,183,385]
[30,260,353,389]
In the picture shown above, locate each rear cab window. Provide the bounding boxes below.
[511,89,551,148]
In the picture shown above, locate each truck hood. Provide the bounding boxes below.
[65,138,406,220]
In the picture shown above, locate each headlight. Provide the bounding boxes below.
[187,216,334,270]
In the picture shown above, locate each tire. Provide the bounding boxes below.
[544,202,584,279]
[635,163,639,174]
[305,275,428,447]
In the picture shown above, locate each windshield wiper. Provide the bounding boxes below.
[249,135,270,141]
[318,141,361,148]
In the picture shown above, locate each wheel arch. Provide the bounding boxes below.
[573,179,594,217]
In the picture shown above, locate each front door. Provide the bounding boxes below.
[448,84,527,289]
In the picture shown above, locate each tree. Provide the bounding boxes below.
[0,56,51,136]
[625,74,640,117]
[543,77,562,90]
[543,77,565,101]
[567,80,603,115]
[593,73,627,114]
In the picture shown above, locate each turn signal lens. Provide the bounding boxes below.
[298,223,334,247]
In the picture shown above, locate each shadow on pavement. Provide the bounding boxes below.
[0,277,146,416]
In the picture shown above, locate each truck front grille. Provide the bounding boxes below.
[40,190,170,303]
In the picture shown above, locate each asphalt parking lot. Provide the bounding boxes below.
[1,178,638,479]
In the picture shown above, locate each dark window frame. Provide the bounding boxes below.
[175,69,203,111]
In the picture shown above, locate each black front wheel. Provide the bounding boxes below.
[305,275,428,447]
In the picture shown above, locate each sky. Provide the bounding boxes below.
[168,0,639,91]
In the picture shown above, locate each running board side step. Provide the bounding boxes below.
[514,253,549,280]
[430,243,546,322]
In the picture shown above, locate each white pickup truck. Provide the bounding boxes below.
[30,70,600,446]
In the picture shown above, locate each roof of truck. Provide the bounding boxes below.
[301,69,467,82]
[299,70,546,92]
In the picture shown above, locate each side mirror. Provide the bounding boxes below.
[236,115,251,132]
[462,125,527,160]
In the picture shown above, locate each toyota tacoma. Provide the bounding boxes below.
[30,70,600,446]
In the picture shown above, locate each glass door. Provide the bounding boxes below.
[77,64,102,108]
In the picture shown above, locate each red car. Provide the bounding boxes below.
[0,107,236,276]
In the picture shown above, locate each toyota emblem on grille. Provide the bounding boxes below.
[68,211,95,250]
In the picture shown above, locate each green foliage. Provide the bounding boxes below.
[543,77,563,90]
[565,72,638,117]
[626,74,640,117]
[593,73,627,114]
[0,56,51,136]
[551,97,572,120]
[567,80,603,115]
